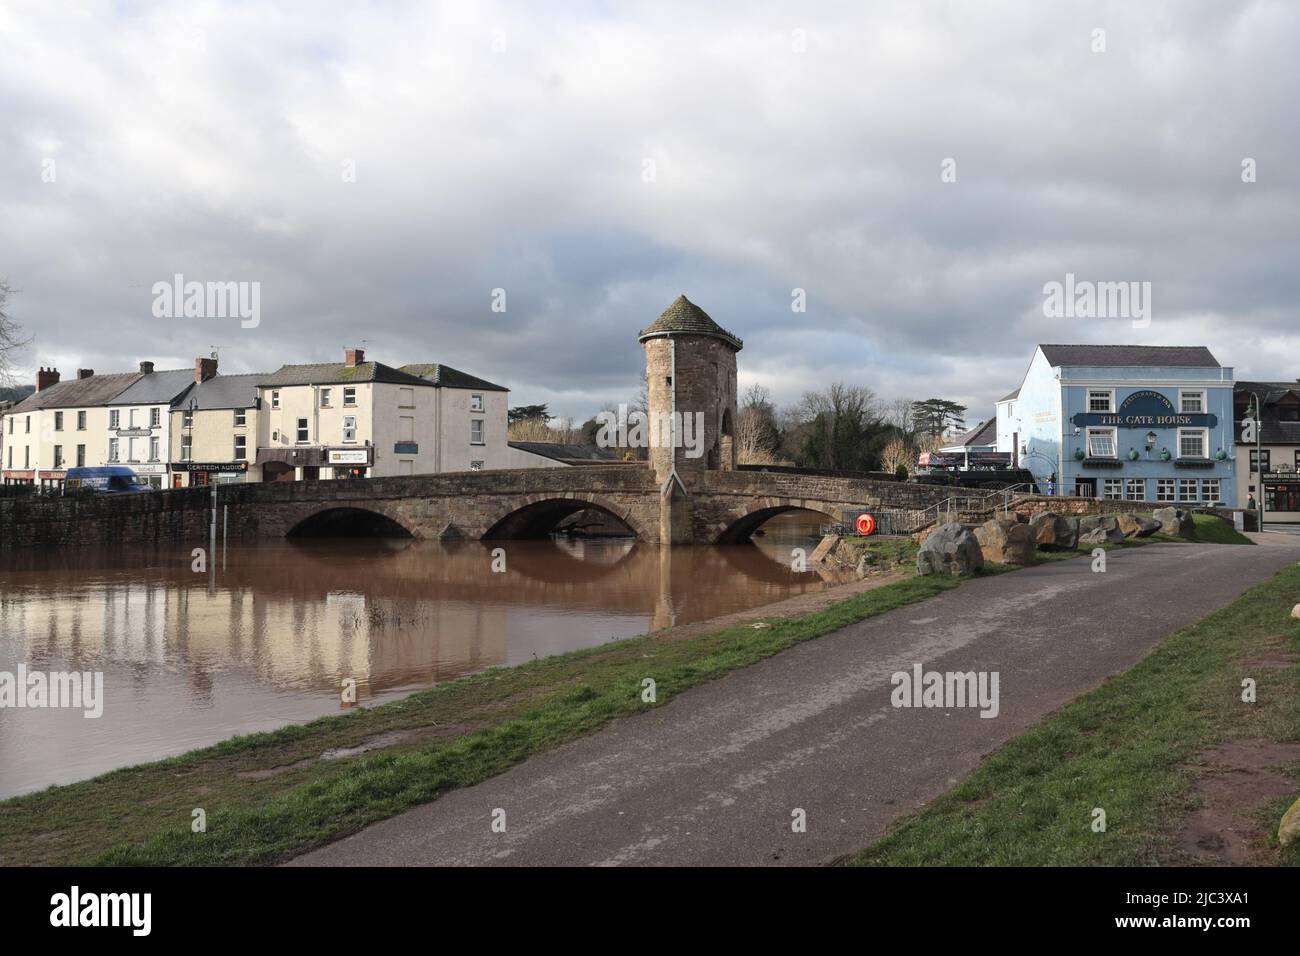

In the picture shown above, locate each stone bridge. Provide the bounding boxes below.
[0,465,976,549]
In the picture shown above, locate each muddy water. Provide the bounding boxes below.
[0,515,830,798]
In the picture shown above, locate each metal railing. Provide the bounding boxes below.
[819,483,1040,537]
[892,483,1038,534]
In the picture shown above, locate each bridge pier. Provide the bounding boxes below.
[659,483,698,546]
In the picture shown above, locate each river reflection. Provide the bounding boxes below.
[0,515,828,797]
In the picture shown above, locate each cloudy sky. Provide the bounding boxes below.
[2,0,1297,425]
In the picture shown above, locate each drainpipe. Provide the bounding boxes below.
[435,386,442,473]
[311,384,320,476]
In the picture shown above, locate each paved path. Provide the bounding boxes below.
[289,540,1300,867]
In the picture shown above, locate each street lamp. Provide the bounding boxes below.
[1020,443,1059,494]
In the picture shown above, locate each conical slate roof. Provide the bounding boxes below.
[638,295,743,350]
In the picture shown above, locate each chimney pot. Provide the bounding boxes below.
[78,368,94,380]
[345,347,365,367]
[139,361,154,375]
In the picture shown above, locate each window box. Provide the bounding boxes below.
[1173,458,1216,469]
[1080,458,1124,468]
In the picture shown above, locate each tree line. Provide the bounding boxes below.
[509,385,968,475]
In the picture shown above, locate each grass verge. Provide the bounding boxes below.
[851,562,1300,866]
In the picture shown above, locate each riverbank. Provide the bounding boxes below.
[852,559,1300,866]
[0,517,1255,866]
[0,564,951,865]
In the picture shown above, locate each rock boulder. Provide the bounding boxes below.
[1153,506,1195,538]
[916,522,984,576]
[1080,525,1125,547]
[1029,512,1079,550]
[974,518,1036,565]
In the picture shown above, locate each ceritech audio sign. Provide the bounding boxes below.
[1070,390,1218,429]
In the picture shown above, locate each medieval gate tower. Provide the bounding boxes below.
[638,295,743,543]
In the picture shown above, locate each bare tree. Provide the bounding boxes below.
[884,397,915,435]
[735,383,783,464]
[507,417,559,442]
[794,383,883,470]
[880,435,916,475]
[0,280,31,387]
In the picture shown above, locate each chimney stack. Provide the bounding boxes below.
[77,368,94,380]
[345,347,365,368]
[139,361,155,375]
[36,367,60,392]
[195,356,218,383]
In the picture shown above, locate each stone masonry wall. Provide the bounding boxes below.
[0,469,1179,550]
[643,334,738,489]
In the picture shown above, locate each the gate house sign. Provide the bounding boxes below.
[1070,389,1217,429]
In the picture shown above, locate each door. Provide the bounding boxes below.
[1073,478,1095,498]
[172,474,183,488]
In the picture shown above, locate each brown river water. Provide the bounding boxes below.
[0,515,828,798]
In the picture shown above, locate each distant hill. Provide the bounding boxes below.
[0,384,34,403]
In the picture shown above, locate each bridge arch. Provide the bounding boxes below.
[714,501,838,544]
[286,505,414,538]
[483,494,649,540]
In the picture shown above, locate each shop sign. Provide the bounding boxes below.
[327,449,369,465]
[1071,390,1217,429]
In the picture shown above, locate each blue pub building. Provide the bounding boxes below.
[995,345,1236,505]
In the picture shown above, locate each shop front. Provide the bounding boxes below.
[172,461,249,487]
[326,447,372,479]
[1260,471,1300,523]
[131,462,169,490]
[255,446,373,481]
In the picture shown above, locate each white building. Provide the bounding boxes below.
[104,363,200,488]
[255,348,520,480]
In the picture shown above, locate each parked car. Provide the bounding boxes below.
[62,466,153,494]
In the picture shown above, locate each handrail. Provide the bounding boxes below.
[906,482,1039,529]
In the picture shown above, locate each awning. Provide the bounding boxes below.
[255,447,373,467]
[256,447,326,467]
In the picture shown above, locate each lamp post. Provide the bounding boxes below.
[1019,444,1059,495]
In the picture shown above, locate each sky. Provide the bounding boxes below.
[2,0,1297,426]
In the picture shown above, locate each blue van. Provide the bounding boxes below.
[63,466,153,494]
